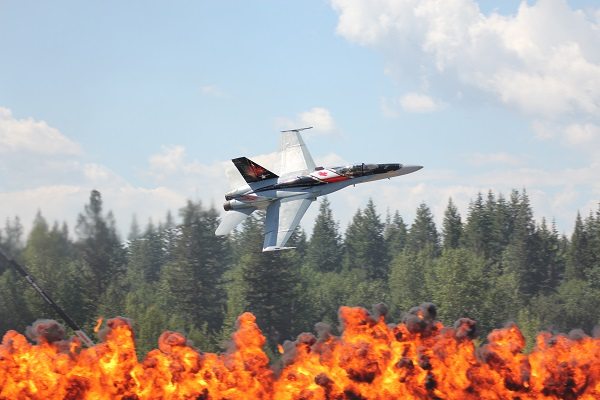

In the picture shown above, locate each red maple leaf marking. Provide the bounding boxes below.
[318,171,328,176]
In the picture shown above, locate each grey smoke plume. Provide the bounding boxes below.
[453,317,478,340]
[97,316,133,342]
[402,302,437,336]
[25,319,66,344]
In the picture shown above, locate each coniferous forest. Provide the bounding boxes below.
[1,189,599,355]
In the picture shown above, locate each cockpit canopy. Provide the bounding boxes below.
[332,164,378,177]
[332,163,401,177]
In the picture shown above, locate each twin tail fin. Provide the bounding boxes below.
[232,157,278,183]
[217,157,277,237]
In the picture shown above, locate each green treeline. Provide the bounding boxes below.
[1,189,599,355]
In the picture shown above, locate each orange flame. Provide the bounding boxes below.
[93,317,103,333]
[1,306,599,399]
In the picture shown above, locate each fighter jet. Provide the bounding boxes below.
[215,127,422,251]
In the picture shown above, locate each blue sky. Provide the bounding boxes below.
[1,0,599,238]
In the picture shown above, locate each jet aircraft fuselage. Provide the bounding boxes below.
[223,162,422,211]
[215,127,423,251]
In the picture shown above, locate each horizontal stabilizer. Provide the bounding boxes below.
[232,157,278,183]
[215,208,255,236]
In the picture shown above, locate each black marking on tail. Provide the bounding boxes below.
[232,157,278,183]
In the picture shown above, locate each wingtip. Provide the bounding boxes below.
[262,246,297,252]
[280,126,313,133]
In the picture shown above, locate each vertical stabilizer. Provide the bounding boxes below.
[279,128,316,176]
[232,157,278,183]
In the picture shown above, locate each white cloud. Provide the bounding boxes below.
[400,93,440,113]
[328,0,600,233]
[0,103,594,243]
[532,120,600,159]
[0,107,91,192]
[0,107,81,156]
[0,185,186,239]
[383,93,442,115]
[564,123,600,145]
[299,107,336,132]
[275,107,337,135]
[531,120,556,140]
[148,145,187,177]
[83,163,121,183]
[146,145,231,207]
[331,0,600,120]
[148,145,229,183]
[314,152,347,168]
[0,107,221,238]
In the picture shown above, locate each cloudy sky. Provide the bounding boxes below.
[1,0,599,239]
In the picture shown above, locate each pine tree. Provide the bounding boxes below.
[502,190,541,299]
[385,211,408,258]
[123,284,170,355]
[490,193,511,261]
[220,262,247,345]
[288,226,308,257]
[127,221,167,286]
[388,248,433,317]
[588,205,600,288]
[234,214,302,348]
[157,210,178,264]
[128,214,141,242]
[75,190,126,303]
[425,248,487,325]
[406,203,440,255]
[0,217,31,332]
[343,199,389,279]
[344,208,363,267]
[0,269,32,334]
[567,212,588,281]
[136,303,169,355]
[481,270,523,333]
[2,216,24,257]
[55,260,91,329]
[306,197,343,272]
[158,257,198,323]
[442,198,462,249]
[534,219,565,293]
[484,191,506,261]
[159,201,229,333]
[22,212,74,318]
[193,205,230,331]
[553,279,600,333]
[462,192,494,258]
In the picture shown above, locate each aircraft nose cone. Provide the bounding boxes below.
[402,164,423,174]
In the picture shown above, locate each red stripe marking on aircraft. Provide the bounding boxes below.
[323,176,349,183]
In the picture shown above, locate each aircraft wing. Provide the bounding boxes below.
[215,208,254,236]
[279,130,316,177]
[263,197,314,251]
